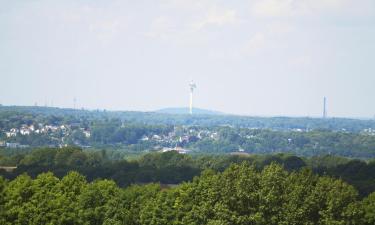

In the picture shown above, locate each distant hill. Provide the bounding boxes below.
[156,107,224,115]
[1,105,375,132]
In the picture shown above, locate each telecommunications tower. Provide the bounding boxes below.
[189,80,197,115]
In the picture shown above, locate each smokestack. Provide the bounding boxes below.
[323,97,327,119]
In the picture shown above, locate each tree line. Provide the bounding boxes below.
[1,147,375,197]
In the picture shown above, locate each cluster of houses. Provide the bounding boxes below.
[140,128,220,145]
[161,146,192,154]
[3,124,91,138]
[137,128,223,154]
[0,141,29,149]
[1,123,91,148]
[362,128,375,135]
[5,124,62,137]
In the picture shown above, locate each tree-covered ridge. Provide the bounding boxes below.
[1,163,375,225]
[2,107,375,158]
[2,105,375,132]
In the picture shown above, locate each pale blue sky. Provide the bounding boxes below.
[1,0,375,117]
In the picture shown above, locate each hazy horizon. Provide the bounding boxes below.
[1,0,375,118]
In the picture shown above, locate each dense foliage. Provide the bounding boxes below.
[188,128,375,157]
[2,147,375,197]
[1,163,375,224]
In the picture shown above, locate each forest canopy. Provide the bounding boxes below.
[1,147,375,197]
[1,163,375,224]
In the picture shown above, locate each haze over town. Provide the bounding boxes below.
[1,0,375,118]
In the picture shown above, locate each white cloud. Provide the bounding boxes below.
[145,16,176,40]
[265,21,294,36]
[252,0,298,17]
[192,7,238,30]
[161,0,218,12]
[160,0,240,30]
[145,4,239,45]
[243,32,266,54]
[288,55,312,67]
[57,3,130,46]
[251,0,353,18]
[88,19,120,44]
[240,21,293,55]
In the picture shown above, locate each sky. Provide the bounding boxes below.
[0,0,375,118]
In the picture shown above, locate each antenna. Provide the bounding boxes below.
[189,80,197,115]
[323,97,327,119]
